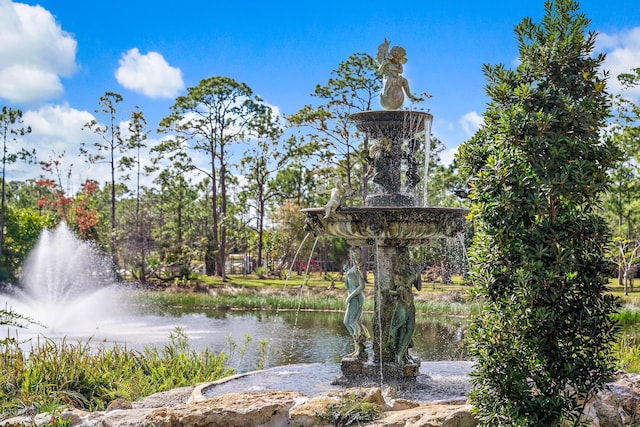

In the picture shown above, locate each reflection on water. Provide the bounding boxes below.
[3,304,468,373]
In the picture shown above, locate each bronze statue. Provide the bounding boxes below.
[344,247,369,359]
[377,39,419,109]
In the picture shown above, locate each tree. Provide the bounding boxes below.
[239,119,281,268]
[157,77,273,279]
[82,92,128,254]
[271,163,321,208]
[286,53,381,203]
[36,155,100,241]
[604,68,640,294]
[458,1,620,424]
[146,156,202,281]
[0,106,33,274]
[239,117,316,268]
[123,108,151,282]
[1,205,53,282]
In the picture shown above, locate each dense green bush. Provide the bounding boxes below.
[458,0,620,425]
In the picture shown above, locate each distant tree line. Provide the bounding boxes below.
[0,41,638,290]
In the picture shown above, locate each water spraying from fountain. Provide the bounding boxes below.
[2,223,126,339]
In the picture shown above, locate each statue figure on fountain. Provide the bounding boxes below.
[343,247,369,360]
[369,137,394,192]
[387,250,422,364]
[377,38,420,110]
[324,175,353,218]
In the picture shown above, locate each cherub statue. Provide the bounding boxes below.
[323,175,353,218]
[377,38,419,109]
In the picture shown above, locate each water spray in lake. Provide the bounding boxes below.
[3,223,126,337]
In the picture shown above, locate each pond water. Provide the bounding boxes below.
[4,303,468,373]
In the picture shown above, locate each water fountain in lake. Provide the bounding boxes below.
[302,39,467,383]
[2,223,126,338]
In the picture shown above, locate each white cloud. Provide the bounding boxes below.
[115,48,184,99]
[2,104,93,184]
[15,104,162,190]
[0,0,77,103]
[597,27,640,102]
[459,111,483,136]
[23,103,93,149]
[440,146,458,167]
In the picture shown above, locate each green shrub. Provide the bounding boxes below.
[458,1,620,424]
[323,397,382,427]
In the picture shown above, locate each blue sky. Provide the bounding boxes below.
[1,0,639,188]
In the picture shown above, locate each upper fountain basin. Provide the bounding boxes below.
[302,206,467,246]
[350,110,433,140]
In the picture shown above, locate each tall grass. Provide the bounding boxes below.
[613,333,640,373]
[0,327,233,420]
[135,289,481,316]
[137,290,348,312]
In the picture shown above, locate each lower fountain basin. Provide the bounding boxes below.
[302,207,468,246]
[196,362,473,404]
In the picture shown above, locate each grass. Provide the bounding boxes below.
[0,327,235,420]
[141,274,640,323]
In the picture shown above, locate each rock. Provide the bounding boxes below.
[6,373,640,427]
[60,408,88,426]
[95,408,154,427]
[134,386,194,408]
[289,396,339,427]
[144,390,304,427]
[0,416,32,426]
[578,373,640,426]
[289,387,386,426]
[369,403,477,427]
[106,398,133,412]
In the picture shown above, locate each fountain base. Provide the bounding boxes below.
[340,356,421,381]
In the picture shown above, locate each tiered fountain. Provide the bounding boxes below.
[302,39,467,383]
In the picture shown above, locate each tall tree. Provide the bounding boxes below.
[458,1,620,424]
[286,53,381,202]
[605,68,640,293]
[157,76,273,279]
[0,106,33,273]
[124,108,151,282]
[82,92,128,254]
[148,152,202,281]
[272,162,327,208]
[239,111,283,268]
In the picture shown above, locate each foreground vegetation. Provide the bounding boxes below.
[0,325,266,421]
[3,275,640,420]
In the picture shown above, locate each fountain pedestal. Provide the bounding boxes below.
[340,357,420,381]
[303,206,466,382]
[303,109,468,382]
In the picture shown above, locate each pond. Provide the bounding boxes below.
[4,303,468,373]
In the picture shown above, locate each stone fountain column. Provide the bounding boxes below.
[350,110,432,381]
